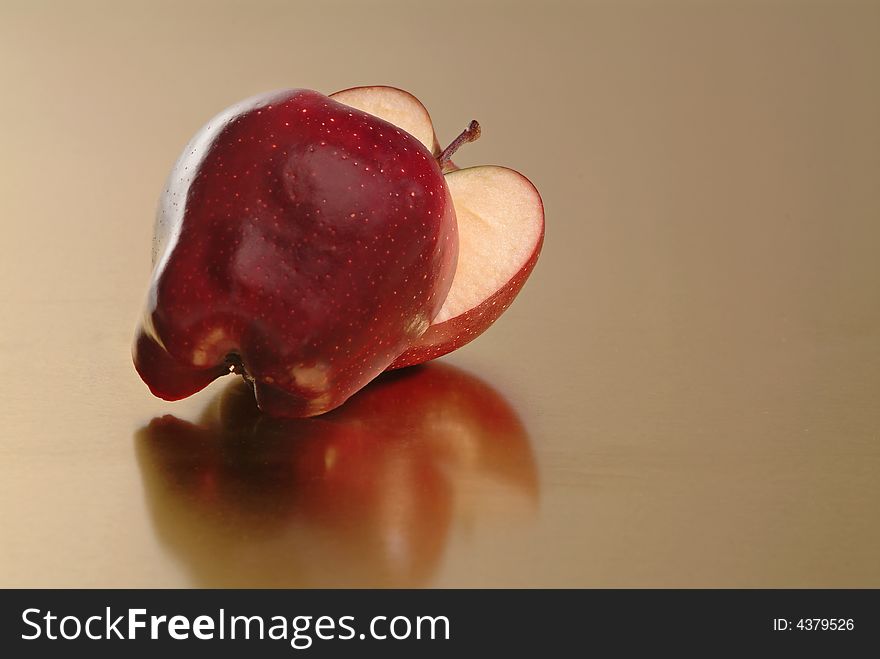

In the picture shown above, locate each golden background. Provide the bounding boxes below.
[1,0,879,587]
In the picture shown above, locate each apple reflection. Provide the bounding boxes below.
[135,363,537,587]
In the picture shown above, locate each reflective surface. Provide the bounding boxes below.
[1,0,879,587]
[137,365,536,588]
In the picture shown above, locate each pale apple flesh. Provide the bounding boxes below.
[390,166,544,368]
[330,86,545,369]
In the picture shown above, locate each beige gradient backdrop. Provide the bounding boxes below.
[1,0,879,587]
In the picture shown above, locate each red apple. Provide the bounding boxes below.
[134,89,458,416]
[136,363,537,587]
[135,86,544,417]
[328,86,545,369]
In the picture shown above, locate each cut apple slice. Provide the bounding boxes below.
[389,166,544,369]
[330,86,544,369]
[330,85,439,155]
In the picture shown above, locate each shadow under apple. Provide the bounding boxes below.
[135,362,538,588]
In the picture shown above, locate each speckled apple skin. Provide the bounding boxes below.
[388,234,543,369]
[134,89,458,417]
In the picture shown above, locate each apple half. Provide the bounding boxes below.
[330,86,545,368]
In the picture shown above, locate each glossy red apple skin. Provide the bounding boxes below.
[134,89,458,417]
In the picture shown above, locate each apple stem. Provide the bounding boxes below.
[438,120,481,170]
